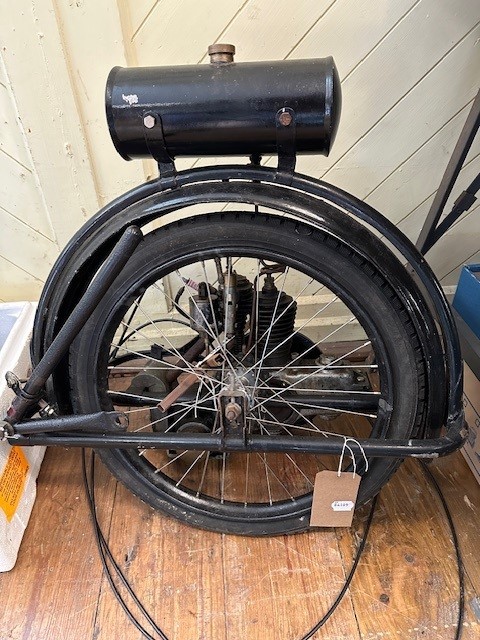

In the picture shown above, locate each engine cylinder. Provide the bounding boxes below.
[235,274,253,353]
[256,276,297,368]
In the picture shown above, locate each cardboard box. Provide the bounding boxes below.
[453,264,480,339]
[0,302,46,571]
[462,363,480,485]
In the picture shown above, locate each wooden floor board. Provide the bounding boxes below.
[94,480,228,640]
[432,454,480,595]
[221,531,362,640]
[335,457,480,639]
[1,447,479,639]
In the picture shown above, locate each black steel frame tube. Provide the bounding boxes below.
[416,88,480,254]
[12,412,125,434]
[8,416,466,458]
[5,226,143,426]
[108,391,379,412]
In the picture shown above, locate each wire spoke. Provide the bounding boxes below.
[244,380,379,418]
[220,453,227,504]
[175,451,207,487]
[246,416,325,436]
[251,405,316,484]
[154,450,191,473]
[243,386,380,395]
[101,248,380,512]
[195,451,213,498]
[110,341,199,380]
[195,412,221,498]
[134,403,193,434]
[263,316,359,385]
[259,451,273,506]
[127,299,202,377]
[252,341,372,412]
[269,397,377,419]
[243,295,341,379]
[254,453,296,501]
[109,341,229,396]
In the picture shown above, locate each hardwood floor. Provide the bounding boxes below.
[1,445,479,640]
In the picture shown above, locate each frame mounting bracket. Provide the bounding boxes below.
[143,111,178,190]
[275,107,297,184]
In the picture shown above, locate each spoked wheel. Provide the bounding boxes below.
[70,213,427,535]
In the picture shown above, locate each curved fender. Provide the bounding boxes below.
[32,165,458,427]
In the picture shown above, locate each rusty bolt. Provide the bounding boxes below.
[225,402,242,422]
[143,114,156,129]
[279,111,293,127]
[208,43,235,64]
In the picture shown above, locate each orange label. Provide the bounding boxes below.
[0,447,29,522]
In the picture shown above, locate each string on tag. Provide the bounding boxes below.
[337,436,369,477]
[337,437,355,477]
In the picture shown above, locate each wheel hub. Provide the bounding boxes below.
[217,371,249,435]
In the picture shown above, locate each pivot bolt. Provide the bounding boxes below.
[0,420,13,440]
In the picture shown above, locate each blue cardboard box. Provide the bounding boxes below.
[453,264,480,339]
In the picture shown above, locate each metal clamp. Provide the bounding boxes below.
[275,107,297,184]
[143,112,178,189]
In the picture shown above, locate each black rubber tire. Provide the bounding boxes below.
[69,213,427,535]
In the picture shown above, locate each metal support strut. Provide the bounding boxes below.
[1,225,143,436]
[5,412,466,459]
[417,89,480,254]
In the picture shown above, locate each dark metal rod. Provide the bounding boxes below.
[416,89,480,254]
[248,392,379,412]
[5,226,143,426]
[422,170,480,253]
[12,412,125,434]
[8,421,466,458]
[108,391,380,412]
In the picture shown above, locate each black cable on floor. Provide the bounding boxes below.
[82,450,465,640]
[299,494,379,640]
[81,449,169,640]
[420,460,465,640]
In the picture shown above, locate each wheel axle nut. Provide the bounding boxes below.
[225,402,242,421]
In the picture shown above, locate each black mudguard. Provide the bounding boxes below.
[32,165,459,434]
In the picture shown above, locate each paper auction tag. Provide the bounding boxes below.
[310,470,360,527]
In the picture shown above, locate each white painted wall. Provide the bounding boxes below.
[0,0,479,300]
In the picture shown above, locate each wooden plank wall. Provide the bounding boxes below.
[1,0,479,300]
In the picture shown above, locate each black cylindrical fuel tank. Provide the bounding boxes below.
[105,56,341,160]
